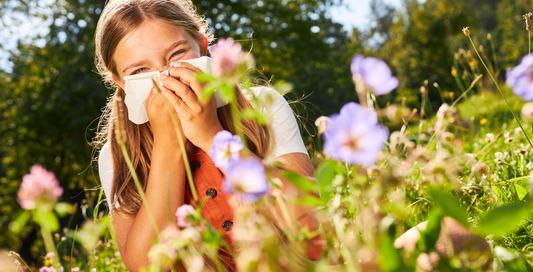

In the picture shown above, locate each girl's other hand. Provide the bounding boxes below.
[160,61,224,151]
[145,86,187,147]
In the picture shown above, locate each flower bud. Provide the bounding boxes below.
[433,82,439,88]
[487,33,492,40]
[420,86,427,94]
[462,26,470,36]
[451,66,458,77]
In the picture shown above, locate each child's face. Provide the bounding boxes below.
[113,19,203,83]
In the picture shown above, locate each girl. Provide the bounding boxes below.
[94,0,318,270]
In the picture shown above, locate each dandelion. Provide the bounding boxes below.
[17,164,63,210]
[350,54,399,95]
[176,204,196,228]
[210,37,251,77]
[506,55,533,101]
[323,102,388,165]
[524,13,532,31]
[462,26,470,36]
[224,157,268,203]
[315,116,331,136]
[209,130,244,170]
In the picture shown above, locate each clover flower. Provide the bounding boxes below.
[210,37,247,77]
[507,54,533,100]
[209,130,244,170]
[176,204,196,228]
[323,102,388,165]
[350,55,399,95]
[17,164,63,210]
[39,267,56,272]
[224,158,268,203]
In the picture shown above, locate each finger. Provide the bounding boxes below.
[161,75,201,112]
[168,62,206,96]
[161,88,191,118]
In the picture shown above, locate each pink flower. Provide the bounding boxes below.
[71,268,80,272]
[39,267,56,272]
[175,204,196,228]
[210,37,243,77]
[17,164,63,210]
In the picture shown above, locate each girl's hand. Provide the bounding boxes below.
[159,61,224,151]
[145,85,187,147]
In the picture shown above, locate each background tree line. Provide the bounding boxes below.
[0,0,532,265]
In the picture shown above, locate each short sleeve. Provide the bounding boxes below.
[98,141,115,209]
[246,87,308,159]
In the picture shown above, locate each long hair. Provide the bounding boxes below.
[93,0,270,217]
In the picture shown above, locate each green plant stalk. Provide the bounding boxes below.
[120,144,160,234]
[70,224,78,269]
[454,75,465,93]
[468,36,533,149]
[153,80,198,201]
[450,84,476,108]
[434,83,446,103]
[15,254,34,272]
[39,218,61,271]
[230,100,246,148]
[529,31,531,55]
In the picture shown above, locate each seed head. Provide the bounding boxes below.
[523,13,532,31]
[433,82,439,88]
[114,96,127,145]
[487,33,492,40]
[420,86,427,94]
[462,26,470,36]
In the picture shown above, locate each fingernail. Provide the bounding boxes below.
[173,61,182,67]
[160,74,168,80]
[169,66,177,74]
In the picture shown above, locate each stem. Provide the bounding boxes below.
[489,36,499,76]
[529,31,531,55]
[120,144,160,234]
[40,221,61,271]
[153,80,198,201]
[70,225,78,269]
[468,36,533,149]
[450,84,475,108]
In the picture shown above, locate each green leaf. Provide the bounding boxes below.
[316,160,337,193]
[242,109,267,125]
[196,73,216,83]
[379,235,403,272]
[512,184,528,202]
[478,203,530,236]
[200,82,220,102]
[55,202,75,217]
[417,208,443,253]
[428,187,469,226]
[9,210,31,234]
[292,195,322,207]
[281,171,317,192]
[218,83,236,102]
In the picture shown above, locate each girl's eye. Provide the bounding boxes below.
[132,68,147,75]
[170,49,186,59]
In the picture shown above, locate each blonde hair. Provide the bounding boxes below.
[93,0,270,216]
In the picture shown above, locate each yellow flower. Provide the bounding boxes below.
[451,67,458,77]
[480,118,488,125]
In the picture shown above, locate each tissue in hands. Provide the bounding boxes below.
[123,56,228,125]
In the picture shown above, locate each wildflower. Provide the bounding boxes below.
[176,204,196,228]
[451,66,458,77]
[516,127,524,134]
[472,162,489,175]
[507,55,533,101]
[485,133,495,143]
[224,157,268,203]
[420,86,427,94]
[17,164,63,210]
[210,37,251,77]
[494,152,504,163]
[524,13,532,31]
[323,102,388,165]
[71,268,80,272]
[487,33,492,40]
[518,148,527,155]
[209,130,244,170]
[433,82,439,88]
[505,137,514,143]
[350,55,399,95]
[462,26,470,36]
[521,103,533,122]
[148,242,178,269]
[315,116,331,136]
[40,267,56,272]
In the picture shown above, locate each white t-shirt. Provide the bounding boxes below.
[98,86,308,209]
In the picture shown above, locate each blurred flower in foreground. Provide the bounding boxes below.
[17,164,63,210]
[507,54,533,100]
[209,130,244,170]
[521,102,533,122]
[39,267,56,272]
[176,204,196,228]
[224,158,268,203]
[210,37,252,77]
[324,102,388,165]
[350,55,399,95]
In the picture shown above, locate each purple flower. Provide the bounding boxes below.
[209,130,244,170]
[17,164,63,210]
[39,267,56,272]
[224,158,268,203]
[323,102,388,165]
[210,38,243,77]
[351,55,399,95]
[507,54,533,100]
[175,204,196,228]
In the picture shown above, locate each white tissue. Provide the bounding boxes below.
[122,56,227,125]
